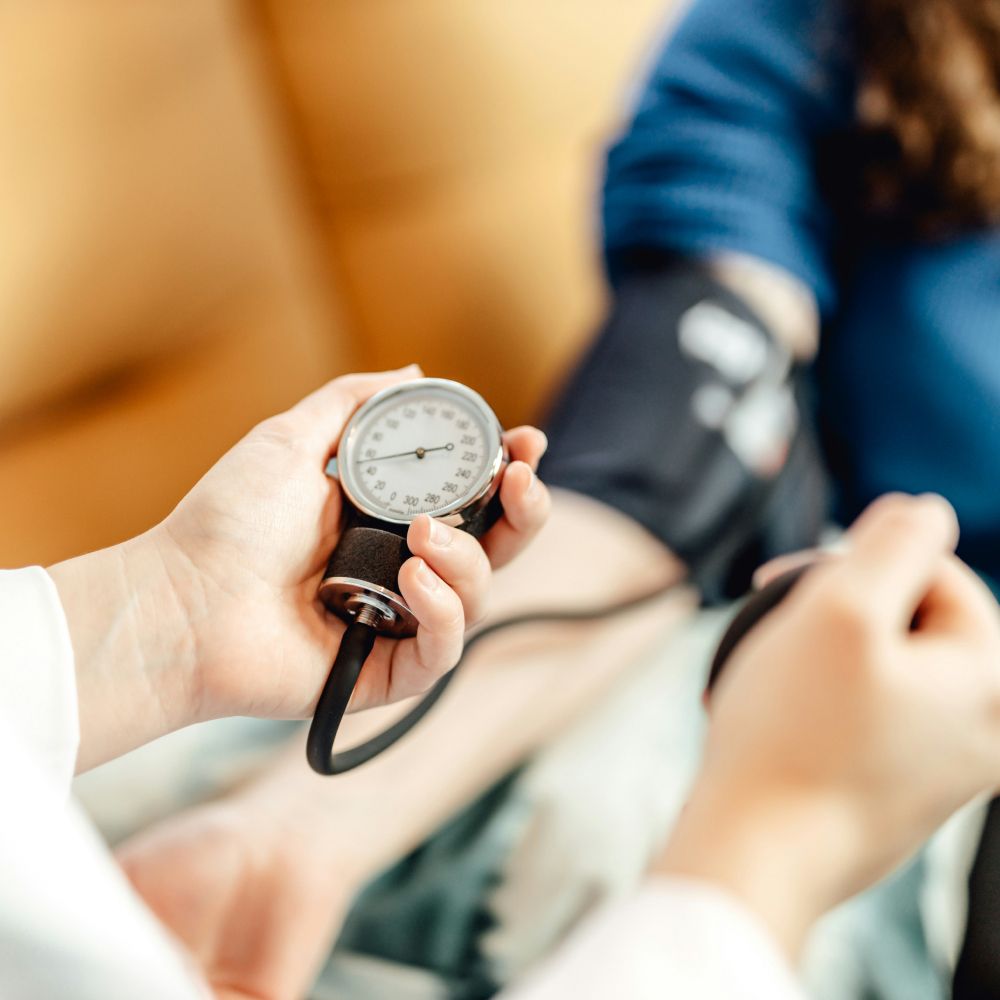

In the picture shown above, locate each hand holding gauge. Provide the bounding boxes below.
[309,378,510,773]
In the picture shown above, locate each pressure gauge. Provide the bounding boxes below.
[334,378,506,526]
[319,378,507,639]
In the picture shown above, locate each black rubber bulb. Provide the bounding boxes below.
[706,563,813,694]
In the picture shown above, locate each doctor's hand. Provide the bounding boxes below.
[656,494,1000,956]
[50,367,550,770]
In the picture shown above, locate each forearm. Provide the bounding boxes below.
[48,528,196,772]
[232,489,690,886]
[651,775,859,958]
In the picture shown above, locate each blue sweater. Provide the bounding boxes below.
[603,0,1000,590]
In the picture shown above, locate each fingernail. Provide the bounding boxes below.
[918,492,950,508]
[427,516,450,547]
[524,465,539,498]
[537,430,549,458]
[415,558,440,591]
[917,493,959,538]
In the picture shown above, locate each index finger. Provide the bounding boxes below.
[479,427,550,568]
[822,493,959,630]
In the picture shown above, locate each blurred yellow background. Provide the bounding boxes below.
[0,1,672,566]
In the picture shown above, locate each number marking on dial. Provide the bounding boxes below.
[346,386,497,521]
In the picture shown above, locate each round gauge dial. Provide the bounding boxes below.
[338,379,504,524]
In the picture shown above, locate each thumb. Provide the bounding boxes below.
[821,493,959,632]
[286,366,423,458]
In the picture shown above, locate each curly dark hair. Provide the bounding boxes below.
[853,0,1000,236]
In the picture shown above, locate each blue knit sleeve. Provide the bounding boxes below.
[603,0,854,316]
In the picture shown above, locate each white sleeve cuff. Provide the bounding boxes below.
[0,567,79,789]
[504,877,805,1000]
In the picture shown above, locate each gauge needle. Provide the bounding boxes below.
[358,443,455,463]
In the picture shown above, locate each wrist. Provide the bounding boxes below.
[48,527,199,770]
[654,776,861,957]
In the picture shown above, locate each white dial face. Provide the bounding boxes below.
[342,382,500,522]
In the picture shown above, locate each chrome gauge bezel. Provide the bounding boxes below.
[335,378,506,526]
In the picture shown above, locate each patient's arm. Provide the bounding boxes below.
[540,253,822,605]
[708,253,819,361]
[243,489,687,863]
[117,488,691,1000]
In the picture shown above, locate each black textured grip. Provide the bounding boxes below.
[323,525,411,595]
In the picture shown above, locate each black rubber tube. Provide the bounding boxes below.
[705,564,812,693]
[309,578,682,775]
[306,620,378,775]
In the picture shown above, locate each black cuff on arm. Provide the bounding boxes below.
[538,256,828,602]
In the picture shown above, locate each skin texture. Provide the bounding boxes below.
[48,366,551,771]
[656,493,1000,956]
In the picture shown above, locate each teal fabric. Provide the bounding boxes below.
[335,770,525,1000]
[804,856,945,1000]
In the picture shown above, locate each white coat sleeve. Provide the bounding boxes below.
[501,878,806,1000]
[0,567,79,786]
[0,566,210,999]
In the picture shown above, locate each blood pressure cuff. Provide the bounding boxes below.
[538,257,829,604]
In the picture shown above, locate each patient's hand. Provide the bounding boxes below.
[117,795,361,1000]
[656,494,1000,955]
